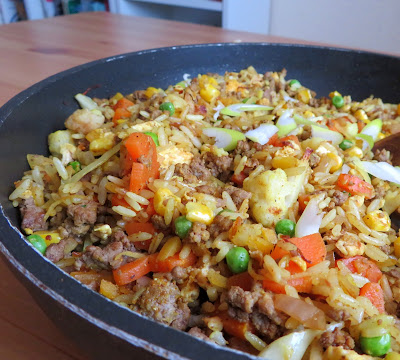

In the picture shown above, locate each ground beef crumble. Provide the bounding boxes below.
[19,197,48,231]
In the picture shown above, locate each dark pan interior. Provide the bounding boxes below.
[0,43,399,360]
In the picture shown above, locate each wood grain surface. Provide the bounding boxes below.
[0,11,378,360]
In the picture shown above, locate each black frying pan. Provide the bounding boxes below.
[1,43,400,360]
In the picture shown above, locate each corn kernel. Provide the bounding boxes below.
[394,238,400,258]
[271,156,298,169]
[200,84,220,103]
[329,91,341,98]
[154,188,180,216]
[354,109,369,122]
[186,202,214,225]
[377,132,386,140]
[327,152,343,173]
[199,75,218,88]
[297,89,312,104]
[303,110,314,118]
[363,210,391,232]
[144,87,163,98]
[386,352,400,360]
[345,146,363,158]
[34,231,61,246]
[110,92,124,103]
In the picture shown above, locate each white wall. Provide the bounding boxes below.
[269,0,400,55]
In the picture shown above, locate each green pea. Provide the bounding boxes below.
[27,234,47,255]
[68,161,81,172]
[144,131,159,146]
[360,334,391,357]
[174,216,192,239]
[332,95,344,108]
[339,139,353,150]
[289,79,301,89]
[275,219,296,237]
[226,247,250,274]
[159,102,175,116]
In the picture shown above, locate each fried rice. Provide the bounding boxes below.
[9,66,400,359]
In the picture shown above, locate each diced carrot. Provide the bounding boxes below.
[227,272,253,291]
[270,244,289,261]
[286,261,304,275]
[272,135,301,148]
[267,133,279,145]
[113,97,134,111]
[360,282,385,313]
[125,221,155,236]
[124,132,152,162]
[112,253,158,286]
[270,245,304,274]
[262,276,312,294]
[129,162,149,193]
[111,194,131,209]
[219,312,254,340]
[298,194,311,214]
[337,256,382,283]
[337,173,374,199]
[124,222,155,251]
[290,233,326,268]
[153,251,197,273]
[145,199,156,217]
[113,108,131,125]
[231,171,247,186]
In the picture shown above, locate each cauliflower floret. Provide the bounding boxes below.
[65,109,105,135]
[48,130,73,156]
[243,165,308,227]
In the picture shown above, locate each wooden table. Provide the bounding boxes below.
[0,11,345,359]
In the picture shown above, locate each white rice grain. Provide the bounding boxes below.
[53,157,69,180]
[112,205,136,218]
[9,179,31,200]
[320,208,337,229]
[126,191,149,205]
[364,244,389,262]
[186,114,204,121]
[107,175,126,187]
[32,166,44,186]
[154,114,169,122]
[98,177,108,205]
[139,110,150,119]
[222,191,237,211]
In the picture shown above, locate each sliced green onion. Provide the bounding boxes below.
[289,79,301,90]
[339,139,353,150]
[361,161,400,185]
[360,118,382,141]
[356,133,374,151]
[311,125,343,145]
[276,110,297,137]
[220,103,273,117]
[332,95,344,108]
[203,127,245,151]
[245,124,278,145]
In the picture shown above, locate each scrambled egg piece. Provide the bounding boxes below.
[324,346,374,360]
[129,120,162,133]
[158,146,194,169]
[336,233,365,257]
[243,164,308,227]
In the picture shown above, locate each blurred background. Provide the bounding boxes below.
[0,0,399,55]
